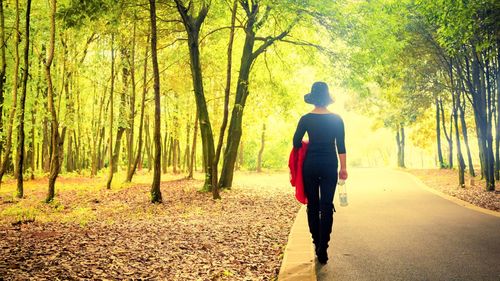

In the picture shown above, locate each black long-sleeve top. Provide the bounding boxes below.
[293,113,346,157]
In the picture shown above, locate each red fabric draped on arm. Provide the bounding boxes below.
[288,141,308,204]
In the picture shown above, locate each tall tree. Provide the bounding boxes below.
[396,125,405,168]
[0,0,20,184]
[458,89,475,177]
[16,0,32,198]
[46,0,63,202]
[126,35,149,182]
[106,34,115,190]
[219,1,297,188]
[149,0,162,203]
[439,99,453,168]
[174,0,219,199]
[213,0,237,189]
[0,0,6,158]
[435,98,445,168]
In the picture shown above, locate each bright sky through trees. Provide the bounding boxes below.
[0,0,497,197]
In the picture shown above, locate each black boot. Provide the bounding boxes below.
[317,246,328,264]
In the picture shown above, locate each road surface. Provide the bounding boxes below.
[317,168,500,281]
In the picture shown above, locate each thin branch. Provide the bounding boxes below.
[199,25,244,43]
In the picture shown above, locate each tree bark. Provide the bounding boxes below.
[174,0,218,198]
[16,0,31,197]
[162,132,168,173]
[435,98,444,168]
[112,48,130,173]
[236,140,244,171]
[106,34,115,190]
[439,99,453,168]
[30,99,35,179]
[0,0,20,184]
[450,65,465,187]
[188,109,198,179]
[396,125,405,168]
[145,115,152,171]
[463,46,495,190]
[213,0,237,188]
[149,0,162,203]
[45,0,61,202]
[91,87,105,176]
[256,123,265,172]
[126,18,137,180]
[0,0,6,160]
[183,121,190,172]
[219,1,293,188]
[458,90,475,177]
[126,35,148,182]
[496,42,499,181]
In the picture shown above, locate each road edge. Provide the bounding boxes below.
[397,169,500,218]
[278,205,317,281]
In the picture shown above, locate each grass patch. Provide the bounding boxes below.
[62,207,96,226]
[1,205,38,224]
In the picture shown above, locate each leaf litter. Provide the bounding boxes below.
[0,172,301,280]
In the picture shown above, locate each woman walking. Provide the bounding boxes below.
[293,81,348,264]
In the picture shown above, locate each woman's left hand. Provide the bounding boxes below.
[339,169,348,180]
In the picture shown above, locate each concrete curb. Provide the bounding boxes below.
[278,205,317,281]
[397,170,500,218]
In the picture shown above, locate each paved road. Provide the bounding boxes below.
[317,168,500,281]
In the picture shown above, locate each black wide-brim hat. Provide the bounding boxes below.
[304,81,334,106]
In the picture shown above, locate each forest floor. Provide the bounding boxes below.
[407,168,500,212]
[0,171,301,280]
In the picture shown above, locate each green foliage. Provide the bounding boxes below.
[58,0,113,28]
[62,207,96,226]
[1,205,38,224]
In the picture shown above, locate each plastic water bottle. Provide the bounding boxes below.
[338,179,348,207]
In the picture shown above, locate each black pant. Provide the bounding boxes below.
[303,154,338,250]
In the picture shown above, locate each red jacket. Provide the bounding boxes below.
[288,141,308,204]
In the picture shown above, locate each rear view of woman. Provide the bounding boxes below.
[292,81,348,264]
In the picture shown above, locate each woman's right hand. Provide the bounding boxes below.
[339,169,348,180]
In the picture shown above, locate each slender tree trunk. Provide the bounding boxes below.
[219,16,256,188]
[167,135,173,168]
[214,0,237,188]
[176,139,181,172]
[127,18,137,179]
[459,91,475,177]
[396,125,405,168]
[174,0,218,198]
[149,0,162,203]
[30,99,35,179]
[451,68,465,187]
[16,0,31,197]
[0,0,20,184]
[236,140,244,170]
[145,116,152,171]
[183,121,190,172]
[435,98,444,168]
[468,47,495,190]
[0,0,6,159]
[45,0,60,202]
[112,48,130,173]
[106,34,115,190]
[256,123,265,172]
[188,109,198,179]
[477,51,495,190]
[126,35,148,182]
[219,1,293,188]
[496,42,499,180]
[439,99,453,168]
[91,87,105,176]
[162,96,168,174]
